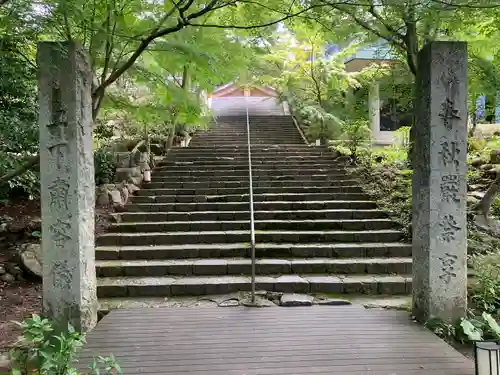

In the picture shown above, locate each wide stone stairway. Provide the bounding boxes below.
[96,115,412,304]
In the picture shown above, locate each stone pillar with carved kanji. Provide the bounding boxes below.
[412,41,468,323]
[37,41,97,331]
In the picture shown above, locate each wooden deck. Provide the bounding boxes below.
[78,306,474,374]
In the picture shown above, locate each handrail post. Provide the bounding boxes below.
[245,93,257,304]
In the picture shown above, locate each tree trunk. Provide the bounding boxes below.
[166,127,175,150]
[473,174,500,217]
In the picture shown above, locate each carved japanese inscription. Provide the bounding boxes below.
[439,140,461,170]
[439,214,460,243]
[440,175,460,203]
[48,177,70,210]
[438,252,458,284]
[49,218,72,248]
[52,260,73,289]
[439,98,461,130]
[47,86,69,170]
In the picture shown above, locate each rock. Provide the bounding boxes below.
[469,184,485,191]
[127,183,140,195]
[0,223,7,233]
[280,293,314,307]
[121,186,129,204]
[108,189,123,206]
[471,191,486,200]
[0,357,10,373]
[115,152,131,168]
[150,144,163,155]
[471,157,486,167]
[0,265,5,275]
[6,263,22,277]
[490,149,500,164]
[265,291,283,301]
[96,185,111,205]
[19,243,42,279]
[218,299,240,307]
[485,165,500,176]
[480,163,494,171]
[467,195,480,205]
[128,176,143,186]
[115,167,141,182]
[109,213,122,223]
[0,273,15,282]
[315,298,352,306]
[240,296,276,307]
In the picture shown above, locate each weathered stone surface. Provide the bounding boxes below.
[240,296,276,307]
[19,243,42,278]
[280,293,314,307]
[115,152,131,168]
[128,176,143,186]
[490,149,500,164]
[413,41,467,323]
[126,183,140,194]
[470,157,486,167]
[480,163,493,171]
[37,41,97,331]
[96,185,111,205]
[0,265,5,275]
[0,273,15,282]
[119,186,129,204]
[115,167,141,182]
[218,298,239,307]
[108,190,123,206]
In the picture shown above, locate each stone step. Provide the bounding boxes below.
[150,173,347,182]
[115,209,387,223]
[161,158,338,166]
[96,229,403,246]
[155,163,343,171]
[123,200,378,212]
[129,192,369,204]
[107,219,395,233]
[137,186,363,196]
[96,274,411,298]
[144,179,360,189]
[96,257,412,277]
[166,154,333,161]
[96,242,412,261]
[152,169,348,177]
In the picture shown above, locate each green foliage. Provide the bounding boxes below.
[394,126,411,148]
[470,251,500,314]
[340,119,371,155]
[461,312,500,342]
[10,314,121,375]
[0,38,38,154]
[94,147,115,185]
[296,105,342,141]
[0,152,39,201]
[348,145,412,239]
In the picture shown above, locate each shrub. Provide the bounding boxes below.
[0,152,40,202]
[340,119,371,156]
[10,314,121,375]
[94,148,116,186]
[470,251,500,313]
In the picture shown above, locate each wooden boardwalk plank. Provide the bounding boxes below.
[78,306,473,374]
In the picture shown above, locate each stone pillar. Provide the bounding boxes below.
[412,41,468,323]
[37,41,97,331]
[368,83,380,143]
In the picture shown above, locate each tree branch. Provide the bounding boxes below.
[0,155,39,187]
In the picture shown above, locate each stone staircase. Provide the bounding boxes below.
[96,115,412,304]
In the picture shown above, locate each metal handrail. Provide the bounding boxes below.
[245,94,257,304]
